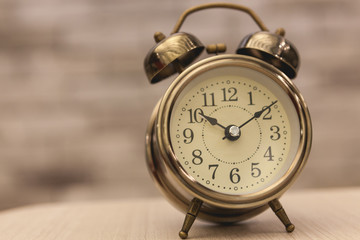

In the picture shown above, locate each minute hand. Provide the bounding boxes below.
[239,100,278,129]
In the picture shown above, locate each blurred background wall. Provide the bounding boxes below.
[0,0,359,210]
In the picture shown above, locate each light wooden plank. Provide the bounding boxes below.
[0,188,358,240]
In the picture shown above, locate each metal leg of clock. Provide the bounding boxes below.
[268,198,295,233]
[179,198,203,239]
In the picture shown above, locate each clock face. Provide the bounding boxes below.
[169,63,301,195]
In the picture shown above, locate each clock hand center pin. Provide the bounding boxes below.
[223,125,241,141]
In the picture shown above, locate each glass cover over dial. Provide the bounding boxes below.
[169,64,300,195]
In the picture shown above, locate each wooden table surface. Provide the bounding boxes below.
[0,188,359,240]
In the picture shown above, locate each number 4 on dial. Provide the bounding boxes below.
[264,146,274,161]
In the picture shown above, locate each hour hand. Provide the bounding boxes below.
[199,112,226,129]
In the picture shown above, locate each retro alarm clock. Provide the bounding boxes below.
[144,3,312,239]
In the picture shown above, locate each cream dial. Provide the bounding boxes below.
[169,65,300,195]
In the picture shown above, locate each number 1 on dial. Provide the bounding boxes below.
[248,91,255,105]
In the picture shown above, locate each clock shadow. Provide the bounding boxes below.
[192,219,289,239]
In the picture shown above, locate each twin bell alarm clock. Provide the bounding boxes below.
[143,3,312,239]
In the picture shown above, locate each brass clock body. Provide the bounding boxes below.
[143,3,312,239]
[146,54,311,222]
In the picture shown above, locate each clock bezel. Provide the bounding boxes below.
[154,54,312,209]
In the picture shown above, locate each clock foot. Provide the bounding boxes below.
[268,198,295,233]
[179,198,203,239]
